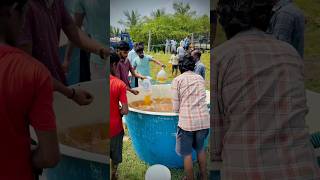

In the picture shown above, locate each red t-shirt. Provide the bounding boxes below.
[0,45,56,180]
[110,75,128,137]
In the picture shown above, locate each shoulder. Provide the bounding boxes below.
[146,55,153,60]
[199,62,205,68]
[111,76,126,88]
[133,56,139,62]
[281,3,304,18]
[3,47,51,81]
[195,73,205,80]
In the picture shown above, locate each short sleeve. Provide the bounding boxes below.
[73,0,85,14]
[29,65,56,131]
[119,82,128,104]
[132,57,138,67]
[146,55,153,61]
[128,60,134,72]
[272,11,294,44]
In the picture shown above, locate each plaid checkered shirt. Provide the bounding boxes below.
[172,71,210,131]
[211,29,320,179]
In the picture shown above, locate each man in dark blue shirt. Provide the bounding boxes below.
[268,0,305,58]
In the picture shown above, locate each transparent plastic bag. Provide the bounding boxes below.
[139,77,153,105]
[157,68,168,83]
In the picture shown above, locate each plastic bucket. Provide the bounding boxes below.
[46,79,109,180]
[126,84,210,168]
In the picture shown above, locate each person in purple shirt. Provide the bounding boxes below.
[17,0,109,105]
[115,41,146,95]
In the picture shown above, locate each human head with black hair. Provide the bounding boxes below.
[0,0,28,45]
[116,41,130,60]
[217,0,274,39]
[135,43,145,59]
[179,54,196,74]
[191,49,201,62]
[134,42,144,51]
[110,52,120,76]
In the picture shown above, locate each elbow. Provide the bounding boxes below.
[42,152,60,168]
[46,151,60,167]
[121,108,129,115]
[123,110,129,115]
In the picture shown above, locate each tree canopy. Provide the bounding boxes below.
[117,1,209,45]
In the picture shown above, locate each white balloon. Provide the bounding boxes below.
[145,164,171,180]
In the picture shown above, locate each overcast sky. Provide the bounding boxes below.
[111,0,210,29]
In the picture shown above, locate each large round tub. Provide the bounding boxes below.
[31,79,110,180]
[126,84,210,168]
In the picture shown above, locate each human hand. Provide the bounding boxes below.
[130,89,139,95]
[71,88,94,105]
[161,64,166,68]
[99,47,110,60]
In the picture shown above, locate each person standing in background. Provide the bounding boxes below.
[171,39,177,53]
[63,0,109,80]
[191,49,205,80]
[165,39,171,54]
[267,0,305,57]
[128,42,142,88]
[177,41,186,64]
[169,51,179,77]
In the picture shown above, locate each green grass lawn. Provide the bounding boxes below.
[117,130,210,180]
[147,52,210,90]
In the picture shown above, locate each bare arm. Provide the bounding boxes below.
[130,68,146,79]
[63,13,85,72]
[53,78,73,97]
[32,130,60,169]
[120,104,129,115]
[151,59,165,67]
[63,22,109,59]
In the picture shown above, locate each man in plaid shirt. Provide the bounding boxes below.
[212,0,320,179]
[172,55,210,180]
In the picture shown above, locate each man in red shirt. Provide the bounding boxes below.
[0,0,59,179]
[109,52,128,180]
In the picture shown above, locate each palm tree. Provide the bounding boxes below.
[118,10,141,28]
[173,1,196,16]
[110,26,121,37]
[151,8,166,19]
